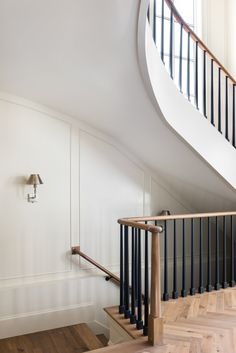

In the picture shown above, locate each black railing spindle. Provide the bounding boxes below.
[215,217,220,290]
[187,32,191,100]
[195,42,199,109]
[143,224,149,335]
[190,218,195,295]
[218,68,222,133]
[230,216,235,287]
[163,220,169,301]
[203,51,207,118]
[153,0,156,44]
[119,224,125,313]
[233,85,236,148]
[225,76,229,140]
[181,219,187,297]
[206,217,213,292]
[169,9,174,79]
[211,59,215,126]
[135,228,138,306]
[124,225,130,318]
[136,229,143,330]
[199,218,204,293]
[179,24,183,93]
[222,216,228,288]
[161,0,165,62]
[172,219,178,299]
[130,228,136,324]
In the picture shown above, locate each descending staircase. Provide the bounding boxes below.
[0,324,107,353]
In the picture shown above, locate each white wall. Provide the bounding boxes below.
[201,0,236,79]
[226,0,236,78]
[202,0,227,65]
[0,92,191,338]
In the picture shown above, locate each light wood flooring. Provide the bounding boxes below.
[105,286,236,352]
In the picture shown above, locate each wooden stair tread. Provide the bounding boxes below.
[73,324,104,350]
[0,323,104,353]
[96,334,108,347]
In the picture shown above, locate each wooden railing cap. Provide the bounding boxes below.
[118,218,163,233]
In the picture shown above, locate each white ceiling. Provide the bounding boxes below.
[0,0,235,212]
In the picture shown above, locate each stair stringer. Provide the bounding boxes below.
[137,0,236,190]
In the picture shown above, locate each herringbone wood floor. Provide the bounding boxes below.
[105,286,236,353]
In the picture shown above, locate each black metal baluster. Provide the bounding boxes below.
[136,229,143,330]
[172,219,178,299]
[222,216,228,288]
[187,32,191,100]
[135,228,138,306]
[206,217,213,292]
[163,220,169,301]
[218,68,222,133]
[143,223,149,336]
[233,85,236,148]
[211,59,215,126]
[179,24,183,93]
[130,228,136,324]
[181,219,187,297]
[119,224,125,313]
[195,42,199,109]
[199,218,204,293]
[190,218,195,295]
[153,0,156,44]
[215,217,220,290]
[230,216,235,287]
[203,51,207,118]
[124,225,130,318]
[161,0,165,62]
[169,9,174,79]
[226,76,229,140]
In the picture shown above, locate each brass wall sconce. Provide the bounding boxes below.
[27,174,43,203]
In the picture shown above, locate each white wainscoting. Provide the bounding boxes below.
[0,92,193,337]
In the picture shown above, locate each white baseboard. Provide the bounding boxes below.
[0,302,95,339]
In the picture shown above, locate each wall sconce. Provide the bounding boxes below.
[27,174,43,203]
[160,210,171,216]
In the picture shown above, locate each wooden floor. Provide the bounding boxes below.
[105,286,236,353]
[0,323,106,353]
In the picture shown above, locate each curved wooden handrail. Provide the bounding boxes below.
[121,211,236,223]
[164,0,236,86]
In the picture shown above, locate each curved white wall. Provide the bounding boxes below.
[138,0,236,190]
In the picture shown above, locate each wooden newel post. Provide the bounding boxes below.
[148,230,164,346]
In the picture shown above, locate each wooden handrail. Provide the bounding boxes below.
[120,211,236,223]
[118,219,163,233]
[164,0,236,85]
[71,246,120,284]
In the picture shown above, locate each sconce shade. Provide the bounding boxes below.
[27,174,43,186]
[160,210,171,216]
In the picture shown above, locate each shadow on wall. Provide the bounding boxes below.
[10,176,28,200]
